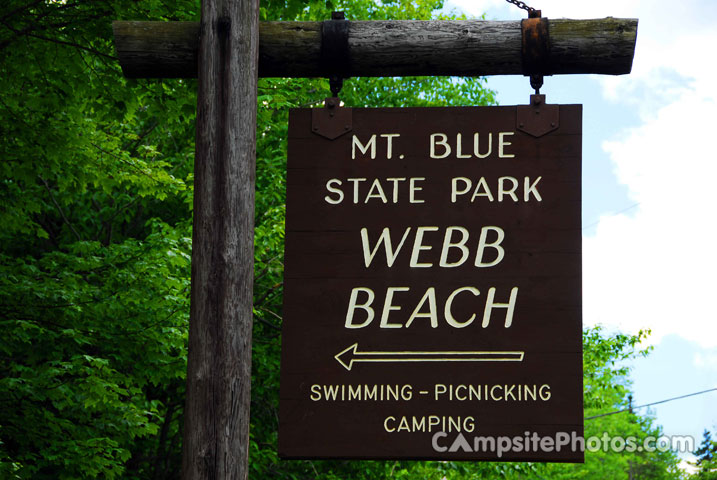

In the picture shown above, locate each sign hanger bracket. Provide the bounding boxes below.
[515,4,559,137]
[521,7,549,96]
[313,11,353,140]
[517,93,559,137]
[321,11,349,97]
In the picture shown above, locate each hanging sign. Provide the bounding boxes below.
[279,104,584,461]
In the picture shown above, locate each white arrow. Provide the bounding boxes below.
[334,343,525,371]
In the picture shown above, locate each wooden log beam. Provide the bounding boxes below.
[112,18,637,79]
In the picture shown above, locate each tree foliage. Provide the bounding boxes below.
[1,1,197,477]
[0,0,685,478]
[692,430,717,480]
[531,328,683,480]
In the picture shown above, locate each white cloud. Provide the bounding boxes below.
[444,0,717,347]
[583,1,717,347]
[694,351,717,371]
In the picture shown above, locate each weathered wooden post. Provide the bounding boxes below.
[180,0,258,478]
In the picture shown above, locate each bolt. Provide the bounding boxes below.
[519,122,524,127]
[344,125,350,130]
[313,126,318,131]
[551,122,556,127]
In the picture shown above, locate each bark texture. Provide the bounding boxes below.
[180,0,257,478]
[113,18,637,78]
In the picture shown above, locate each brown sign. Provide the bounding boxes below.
[279,105,583,461]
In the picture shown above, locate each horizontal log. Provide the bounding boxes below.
[112,18,637,79]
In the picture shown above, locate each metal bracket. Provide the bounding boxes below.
[521,11,550,94]
[311,97,352,140]
[517,94,559,138]
[321,11,350,96]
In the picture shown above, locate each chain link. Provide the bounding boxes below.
[505,0,537,14]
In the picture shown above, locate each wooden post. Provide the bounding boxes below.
[181,0,258,478]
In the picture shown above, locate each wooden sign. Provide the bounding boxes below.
[279,104,583,461]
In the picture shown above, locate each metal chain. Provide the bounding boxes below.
[505,0,537,15]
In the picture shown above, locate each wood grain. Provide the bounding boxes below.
[181,0,258,479]
[112,18,637,78]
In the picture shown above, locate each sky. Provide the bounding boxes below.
[444,0,717,467]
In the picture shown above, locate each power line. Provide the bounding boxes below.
[582,202,641,231]
[586,387,717,420]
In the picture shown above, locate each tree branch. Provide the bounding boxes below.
[38,175,82,242]
[253,282,282,307]
[0,0,45,23]
[253,312,281,331]
[0,19,117,59]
